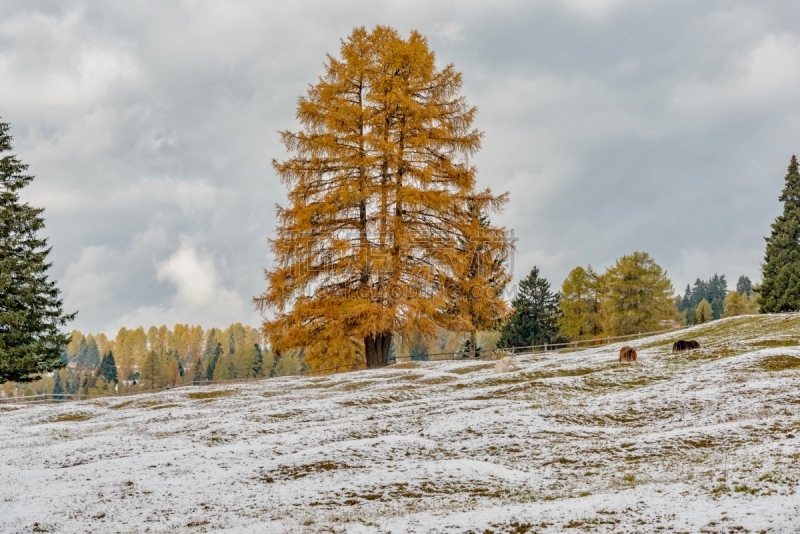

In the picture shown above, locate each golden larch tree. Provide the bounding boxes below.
[601,251,678,336]
[558,265,605,340]
[255,26,510,368]
[441,203,512,358]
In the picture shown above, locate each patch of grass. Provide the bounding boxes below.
[418,375,456,385]
[269,461,358,480]
[150,403,181,410]
[339,398,387,407]
[187,389,233,400]
[661,346,743,363]
[751,339,799,347]
[294,380,338,390]
[206,430,232,446]
[136,400,169,408]
[49,413,91,423]
[449,364,495,375]
[733,483,765,495]
[684,438,716,448]
[581,375,669,393]
[108,400,136,410]
[525,367,599,380]
[394,373,425,381]
[389,362,419,369]
[337,380,374,391]
[758,355,800,372]
[485,520,536,533]
[268,410,299,420]
[483,374,531,386]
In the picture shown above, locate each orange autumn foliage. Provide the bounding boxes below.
[255,26,510,368]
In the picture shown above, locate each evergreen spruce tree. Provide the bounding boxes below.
[65,372,78,394]
[270,352,281,378]
[0,120,75,383]
[52,370,64,400]
[760,156,800,312]
[252,344,263,377]
[708,274,727,319]
[498,267,560,348]
[82,336,101,368]
[73,336,88,365]
[409,331,430,361]
[192,355,205,383]
[205,341,222,381]
[99,351,118,383]
[677,284,693,325]
[455,337,482,359]
[736,275,752,296]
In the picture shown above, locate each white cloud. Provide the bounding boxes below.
[61,245,118,311]
[110,177,219,214]
[671,34,800,117]
[106,244,250,334]
[0,7,139,139]
[432,22,465,43]
[560,0,634,19]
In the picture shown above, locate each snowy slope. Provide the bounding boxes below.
[1,314,800,533]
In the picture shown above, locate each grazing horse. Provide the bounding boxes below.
[494,356,518,374]
[672,340,701,352]
[672,340,688,352]
[619,346,637,362]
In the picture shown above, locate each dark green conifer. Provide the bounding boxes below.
[736,275,752,296]
[99,351,118,383]
[0,120,75,383]
[81,337,100,368]
[252,344,263,377]
[497,266,560,348]
[205,341,222,380]
[52,370,64,399]
[760,156,800,312]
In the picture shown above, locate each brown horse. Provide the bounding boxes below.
[672,340,700,352]
[619,346,637,362]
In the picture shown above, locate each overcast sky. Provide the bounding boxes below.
[1,0,798,334]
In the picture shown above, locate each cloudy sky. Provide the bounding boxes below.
[1,0,798,334]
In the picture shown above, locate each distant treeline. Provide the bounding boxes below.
[0,324,305,399]
[677,275,755,324]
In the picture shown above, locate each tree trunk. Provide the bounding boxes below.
[469,330,477,359]
[365,332,393,368]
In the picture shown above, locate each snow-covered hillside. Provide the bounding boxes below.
[2,314,800,533]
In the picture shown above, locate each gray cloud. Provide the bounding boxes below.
[0,0,797,333]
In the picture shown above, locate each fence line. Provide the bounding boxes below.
[422,324,687,360]
[0,323,687,406]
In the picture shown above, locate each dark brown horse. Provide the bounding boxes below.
[619,346,637,362]
[672,340,700,352]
